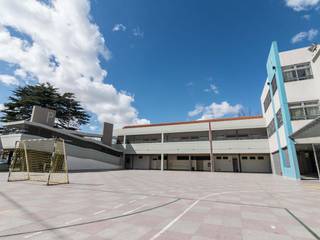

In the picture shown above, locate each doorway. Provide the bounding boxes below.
[296,144,320,180]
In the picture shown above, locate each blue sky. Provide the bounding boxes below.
[0,0,319,131]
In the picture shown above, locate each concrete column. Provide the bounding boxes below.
[312,144,320,181]
[161,133,165,171]
[123,135,126,169]
[161,153,164,171]
[189,155,192,171]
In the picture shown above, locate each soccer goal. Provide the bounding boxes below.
[8,138,69,185]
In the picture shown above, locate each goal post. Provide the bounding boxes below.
[8,138,69,185]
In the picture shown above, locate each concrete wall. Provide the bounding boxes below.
[0,134,122,171]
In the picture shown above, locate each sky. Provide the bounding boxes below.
[0,0,319,132]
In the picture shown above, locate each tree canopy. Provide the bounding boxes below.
[1,83,90,130]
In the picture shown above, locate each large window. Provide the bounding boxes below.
[213,128,268,140]
[165,131,209,142]
[267,119,276,137]
[282,62,313,82]
[276,109,283,127]
[126,134,162,144]
[271,76,277,95]
[263,91,271,113]
[289,100,320,120]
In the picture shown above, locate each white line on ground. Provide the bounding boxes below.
[113,204,124,209]
[93,210,106,215]
[122,204,146,215]
[149,200,199,240]
[149,190,263,240]
[24,231,43,239]
[129,200,137,203]
[139,196,147,200]
[65,218,82,225]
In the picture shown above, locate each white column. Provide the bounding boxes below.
[161,133,164,171]
[312,144,320,180]
[161,153,164,171]
[122,135,126,169]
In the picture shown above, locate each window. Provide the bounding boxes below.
[191,155,210,160]
[276,109,283,127]
[116,136,124,144]
[271,76,277,95]
[263,91,271,113]
[282,62,313,82]
[177,156,189,160]
[126,134,161,144]
[267,119,276,137]
[258,156,264,160]
[165,131,208,142]
[289,100,320,120]
[223,156,228,160]
[250,156,256,160]
[241,156,248,160]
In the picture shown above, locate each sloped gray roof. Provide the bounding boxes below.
[291,117,320,140]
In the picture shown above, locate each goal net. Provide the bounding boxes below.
[8,138,69,185]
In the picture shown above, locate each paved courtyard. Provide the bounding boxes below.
[0,170,320,240]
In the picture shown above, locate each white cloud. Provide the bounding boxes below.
[285,0,320,11]
[302,14,311,20]
[0,0,149,128]
[188,101,243,120]
[291,28,319,43]
[132,27,144,38]
[188,105,204,117]
[204,84,219,94]
[0,103,5,111]
[112,23,126,32]
[0,74,19,85]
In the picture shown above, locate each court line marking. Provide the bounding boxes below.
[65,218,82,225]
[93,210,106,215]
[113,204,123,209]
[24,231,42,239]
[149,190,264,240]
[122,205,146,215]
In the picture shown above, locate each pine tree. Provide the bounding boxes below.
[1,83,90,130]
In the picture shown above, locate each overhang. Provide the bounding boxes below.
[290,117,320,144]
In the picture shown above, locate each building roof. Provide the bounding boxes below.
[290,117,320,144]
[3,120,122,153]
[123,115,263,129]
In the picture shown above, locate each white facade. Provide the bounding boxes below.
[114,117,272,173]
[261,44,320,178]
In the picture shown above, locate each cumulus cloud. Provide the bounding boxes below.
[112,23,126,32]
[0,74,19,85]
[188,101,243,120]
[132,27,144,38]
[291,28,319,43]
[0,103,5,111]
[204,84,219,94]
[0,0,149,128]
[285,0,320,11]
[302,14,311,20]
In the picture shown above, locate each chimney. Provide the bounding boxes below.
[30,106,56,127]
[101,122,113,146]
